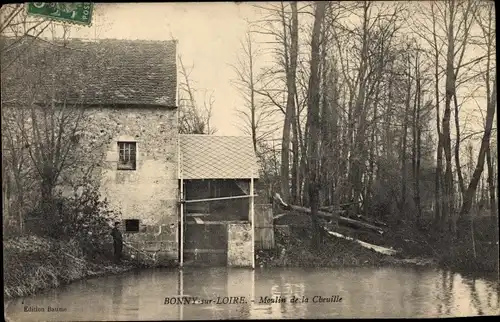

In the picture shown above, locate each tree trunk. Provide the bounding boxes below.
[401,52,411,218]
[280,2,291,202]
[248,36,257,153]
[307,1,326,249]
[459,75,496,218]
[348,1,370,206]
[411,54,418,216]
[485,145,497,218]
[289,2,299,205]
[415,68,422,227]
[430,3,444,228]
[442,0,456,233]
[435,90,443,225]
[330,64,340,206]
[280,1,299,202]
[453,94,465,200]
[291,113,299,204]
[2,165,10,234]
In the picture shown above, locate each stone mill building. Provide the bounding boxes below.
[2,37,264,267]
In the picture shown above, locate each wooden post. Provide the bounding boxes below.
[250,169,255,269]
[180,177,184,268]
[178,137,184,268]
[178,269,184,319]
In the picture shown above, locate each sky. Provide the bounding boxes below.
[68,2,260,136]
[24,1,494,154]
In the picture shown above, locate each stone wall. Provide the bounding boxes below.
[227,223,254,267]
[81,105,179,264]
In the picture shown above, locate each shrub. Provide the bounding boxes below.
[25,182,120,258]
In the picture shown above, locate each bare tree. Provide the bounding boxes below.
[1,28,100,228]
[247,1,307,204]
[231,30,279,152]
[424,1,446,226]
[254,1,300,202]
[177,55,216,134]
[414,0,479,233]
[0,4,52,73]
[459,1,496,220]
[473,1,497,219]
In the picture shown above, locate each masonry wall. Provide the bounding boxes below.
[83,105,179,265]
[227,223,253,267]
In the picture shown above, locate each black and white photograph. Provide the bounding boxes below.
[2,1,499,320]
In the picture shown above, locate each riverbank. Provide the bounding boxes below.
[255,224,412,268]
[3,236,141,299]
[391,215,499,274]
[256,212,498,276]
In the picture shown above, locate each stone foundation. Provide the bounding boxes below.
[123,223,179,266]
[227,223,254,267]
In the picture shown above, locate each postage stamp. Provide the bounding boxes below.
[26,2,93,26]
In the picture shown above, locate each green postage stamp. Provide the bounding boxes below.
[26,3,93,26]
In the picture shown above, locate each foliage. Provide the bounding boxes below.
[25,181,120,257]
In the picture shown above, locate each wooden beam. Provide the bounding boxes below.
[183,249,226,254]
[183,194,258,203]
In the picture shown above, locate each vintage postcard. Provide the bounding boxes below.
[2,2,499,320]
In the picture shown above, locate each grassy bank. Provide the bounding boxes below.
[3,236,140,299]
[389,215,499,274]
[257,212,498,275]
[255,225,401,268]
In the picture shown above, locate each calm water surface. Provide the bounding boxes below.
[5,267,500,320]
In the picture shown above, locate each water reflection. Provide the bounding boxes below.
[4,267,500,320]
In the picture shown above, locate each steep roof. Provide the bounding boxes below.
[180,134,260,180]
[1,37,177,107]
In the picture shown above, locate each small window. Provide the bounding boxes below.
[118,142,136,170]
[125,219,140,232]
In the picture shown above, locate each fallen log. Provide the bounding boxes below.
[318,207,347,214]
[319,200,361,212]
[325,229,398,256]
[319,206,388,228]
[273,193,386,235]
[322,220,386,242]
[352,214,388,227]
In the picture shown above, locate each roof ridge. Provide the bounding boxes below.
[71,37,177,43]
[10,36,177,45]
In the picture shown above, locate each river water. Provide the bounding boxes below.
[5,267,499,320]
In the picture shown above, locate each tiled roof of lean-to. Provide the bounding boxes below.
[180,134,260,180]
[1,37,177,107]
